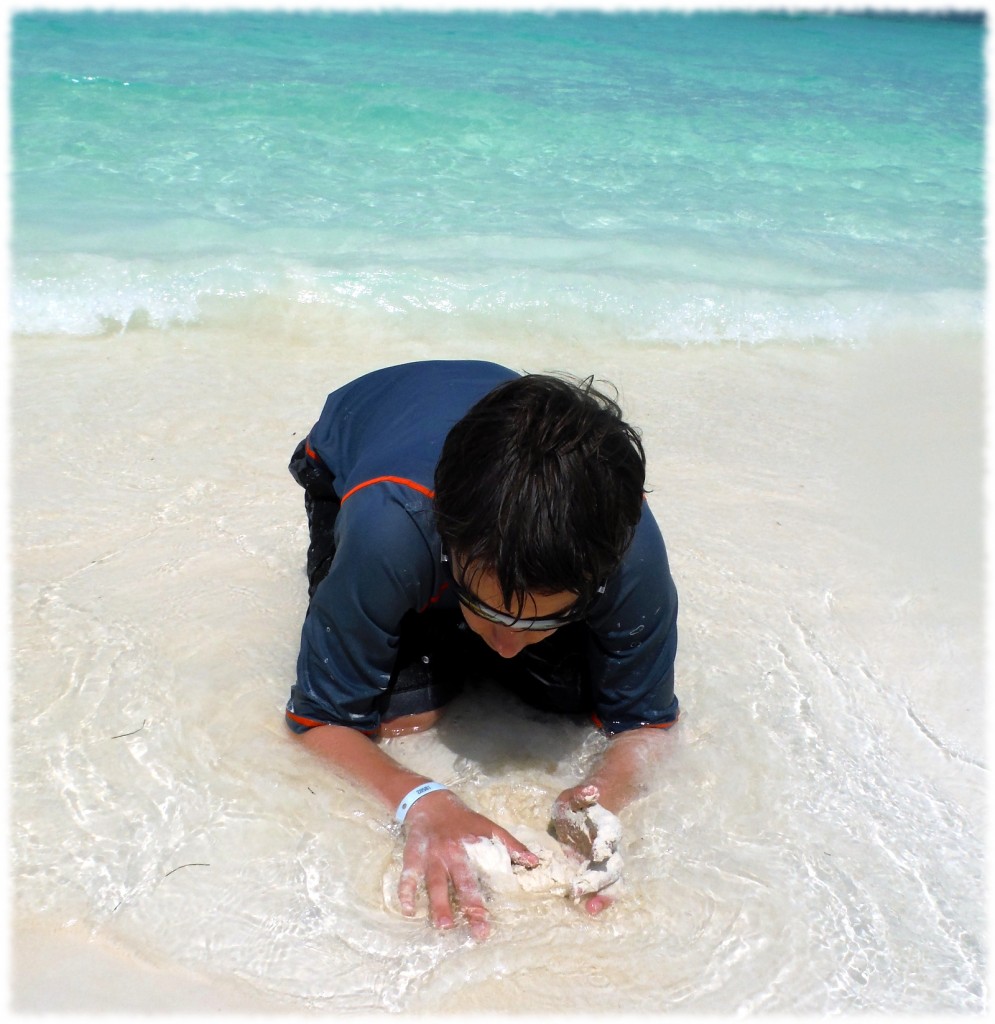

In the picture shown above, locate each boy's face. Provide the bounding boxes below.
[453,565,579,659]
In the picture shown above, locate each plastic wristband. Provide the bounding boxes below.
[395,781,448,824]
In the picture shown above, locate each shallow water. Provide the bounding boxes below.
[11,323,985,1014]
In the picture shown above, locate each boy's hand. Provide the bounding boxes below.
[551,784,623,915]
[398,789,539,940]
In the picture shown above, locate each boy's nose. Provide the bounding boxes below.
[489,626,531,658]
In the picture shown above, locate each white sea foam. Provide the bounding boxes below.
[11,249,983,347]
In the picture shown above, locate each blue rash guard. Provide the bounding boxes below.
[286,359,679,738]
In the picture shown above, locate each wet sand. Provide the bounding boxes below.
[12,921,294,1013]
[9,321,985,1013]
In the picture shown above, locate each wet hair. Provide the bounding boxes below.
[434,372,646,612]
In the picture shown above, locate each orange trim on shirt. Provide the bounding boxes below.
[286,710,329,729]
[340,475,435,503]
[305,438,320,461]
[418,581,450,614]
[285,710,375,735]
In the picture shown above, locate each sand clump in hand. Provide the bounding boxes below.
[466,800,622,899]
[382,800,623,916]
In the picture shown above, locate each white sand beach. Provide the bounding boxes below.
[9,317,985,1014]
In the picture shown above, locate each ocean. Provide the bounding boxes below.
[10,9,986,1017]
[12,9,984,344]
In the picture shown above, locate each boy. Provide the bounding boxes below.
[287,360,679,939]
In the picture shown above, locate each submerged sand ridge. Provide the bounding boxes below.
[10,324,985,1013]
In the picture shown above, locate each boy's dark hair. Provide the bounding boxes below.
[434,372,646,612]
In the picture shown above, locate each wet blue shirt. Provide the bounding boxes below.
[287,360,678,737]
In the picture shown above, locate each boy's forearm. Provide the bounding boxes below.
[297,723,430,814]
[580,726,672,813]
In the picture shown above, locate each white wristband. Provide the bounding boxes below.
[395,781,448,824]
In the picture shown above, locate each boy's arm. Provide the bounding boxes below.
[575,723,674,813]
[296,723,539,940]
[553,724,674,914]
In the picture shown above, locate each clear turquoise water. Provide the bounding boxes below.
[11,11,985,342]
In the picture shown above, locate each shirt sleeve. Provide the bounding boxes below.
[285,486,437,734]
[584,504,680,737]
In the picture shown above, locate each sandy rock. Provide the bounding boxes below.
[465,802,623,900]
